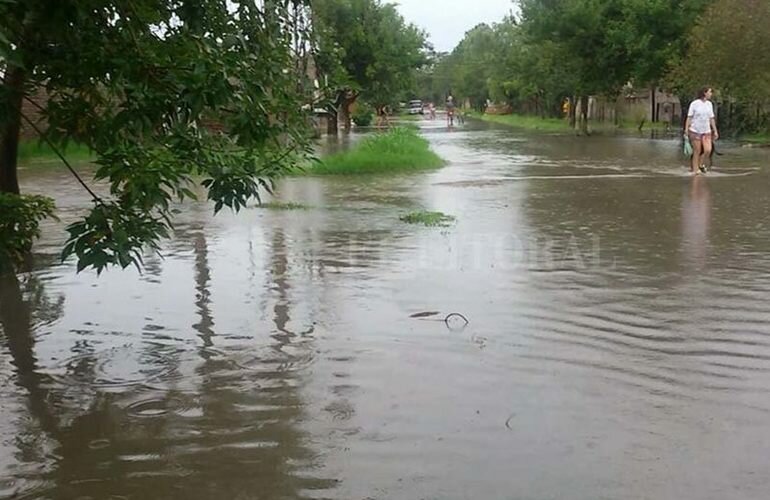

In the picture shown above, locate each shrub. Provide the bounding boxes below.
[0,193,57,272]
[352,102,375,127]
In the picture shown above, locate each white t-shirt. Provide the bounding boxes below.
[687,99,715,134]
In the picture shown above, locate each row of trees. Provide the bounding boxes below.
[419,0,769,134]
[0,0,428,273]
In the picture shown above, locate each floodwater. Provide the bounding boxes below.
[3,120,770,499]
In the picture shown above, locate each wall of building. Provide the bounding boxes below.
[19,87,49,140]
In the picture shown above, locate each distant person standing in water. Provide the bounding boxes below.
[684,87,719,174]
[446,94,456,126]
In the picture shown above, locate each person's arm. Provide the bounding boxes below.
[684,101,693,137]
[710,117,719,140]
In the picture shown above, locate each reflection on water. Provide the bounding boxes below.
[3,121,770,499]
[0,228,338,499]
[681,176,711,270]
[192,229,215,348]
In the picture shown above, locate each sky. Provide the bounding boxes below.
[391,0,517,53]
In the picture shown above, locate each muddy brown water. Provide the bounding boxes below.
[2,120,770,499]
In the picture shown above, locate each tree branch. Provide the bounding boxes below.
[18,104,103,205]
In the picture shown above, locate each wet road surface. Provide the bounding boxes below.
[2,120,770,499]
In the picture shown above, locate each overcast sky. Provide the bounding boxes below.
[391,0,517,53]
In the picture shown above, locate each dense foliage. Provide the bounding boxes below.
[667,0,770,133]
[312,0,428,129]
[0,0,315,273]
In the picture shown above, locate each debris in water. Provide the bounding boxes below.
[444,312,469,329]
[409,311,469,330]
[410,311,441,318]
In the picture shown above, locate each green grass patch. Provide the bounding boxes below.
[399,210,455,227]
[306,127,444,175]
[17,140,94,164]
[469,111,571,132]
[740,132,770,145]
[257,201,311,210]
[470,111,678,134]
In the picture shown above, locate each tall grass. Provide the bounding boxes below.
[308,127,444,175]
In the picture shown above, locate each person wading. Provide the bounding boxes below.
[684,87,719,174]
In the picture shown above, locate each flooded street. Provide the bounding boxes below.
[3,120,770,499]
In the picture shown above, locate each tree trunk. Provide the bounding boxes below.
[0,274,35,373]
[339,101,351,131]
[650,86,657,123]
[569,94,577,128]
[0,65,26,195]
[756,103,761,129]
[326,109,338,135]
[339,94,357,131]
[679,96,691,133]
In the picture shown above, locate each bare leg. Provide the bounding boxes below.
[691,137,703,173]
[701,134,713,169]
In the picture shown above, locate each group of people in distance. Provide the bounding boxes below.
[424,94,461,127]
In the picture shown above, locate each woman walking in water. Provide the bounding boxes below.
[684,87,719,174]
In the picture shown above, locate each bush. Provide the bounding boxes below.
[0,193,57,272]
[352,102,375,127]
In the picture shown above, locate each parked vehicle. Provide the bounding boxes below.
[407,99,424,115]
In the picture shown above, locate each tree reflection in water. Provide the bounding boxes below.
[0,225,338,498]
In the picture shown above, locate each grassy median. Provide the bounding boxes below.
[306,127,444,175]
